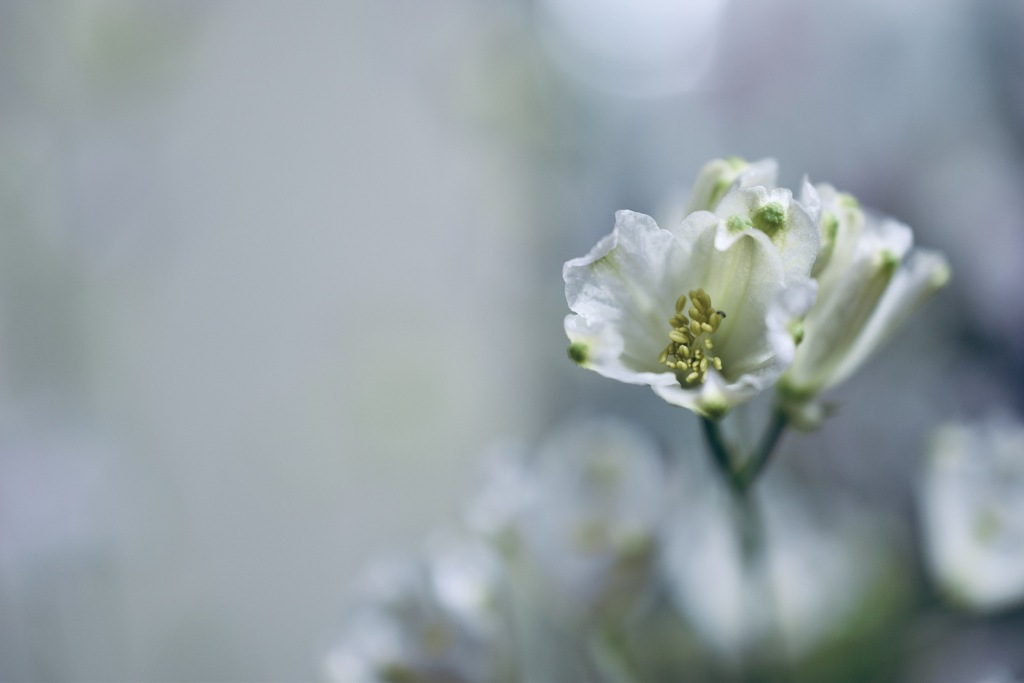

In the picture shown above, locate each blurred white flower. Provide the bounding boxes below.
[464,440,535,544]
[780,183,950,409]
[564,174,819,418]
[324,536,514,683]
[662,464,908,662]
[920,419,1024,613]
[469,418,669,621]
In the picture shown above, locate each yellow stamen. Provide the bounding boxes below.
[658,288,726,386]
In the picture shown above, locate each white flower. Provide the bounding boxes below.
[470,418,668,620]
[564,181,819,418]
[662,462,910,663]
[779,184,950,404]
[919,419,1024,613]
[324,537,514,683]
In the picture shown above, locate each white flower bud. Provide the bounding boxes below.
[919,419,1024,613]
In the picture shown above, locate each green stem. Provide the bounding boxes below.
[736,407,788,491]
[700,416,735,484]
[701,407,788,493]
[698,409,791,683]
[730,485,776,683]
[588,626,643,683]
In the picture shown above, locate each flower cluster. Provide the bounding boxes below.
[325,418,914,683]
[564,157,950,421]
[326,158,1024,682]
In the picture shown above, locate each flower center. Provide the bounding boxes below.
[658,288,725,386]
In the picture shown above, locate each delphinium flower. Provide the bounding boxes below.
[564,168,820,418]
[324,536,516,683]
[327,156,964,683]
[919,419,1024,613]
[778,182,950,421]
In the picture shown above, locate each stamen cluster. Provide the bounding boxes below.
[658,288,725,385]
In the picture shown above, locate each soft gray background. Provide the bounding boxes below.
[1,0,1022,680]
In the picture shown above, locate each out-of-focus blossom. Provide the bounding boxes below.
[780,183,950,414]
[919,419,1024,613]
[463,440,535,546]
[468,417,668,621]
[324,536,515,683]
[563,165,819,418]
[331,417,923,682]
[663,467,910,668]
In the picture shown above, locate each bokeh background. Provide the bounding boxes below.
[2,0,1024,680]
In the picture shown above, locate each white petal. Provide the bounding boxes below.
[711,186,820,285]
[652,363,774,419]
[798,177,821,226]
[704,233,786,374]
[782,197,949,398]
[663,208,814,415]
[564,210,691,381]
[861,214,913,260]
[684,225,790,376]
[685,157,778,214]
[737,158,779,190]
[785,248,902,394]
[811,184,866,286]
[827,247,950,388]
[767,279,818,368]
[519,417,666,614]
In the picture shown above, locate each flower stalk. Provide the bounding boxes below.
[558,155,951,679]
[700,410,790,683]
[700,408,789,494]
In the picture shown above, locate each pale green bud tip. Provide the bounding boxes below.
[878,249,901,273]
[753,201,786,236]
[568,342,589,364]
[700,397,729,420]
[710,178,731,205]
[727,213,754,232]
[788,320,805,345]
[838,192,860,208]
[777,379,815,404]
[698,157,751,210]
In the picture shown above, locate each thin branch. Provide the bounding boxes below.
[700,416,736,487]
[736,407,788,491]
